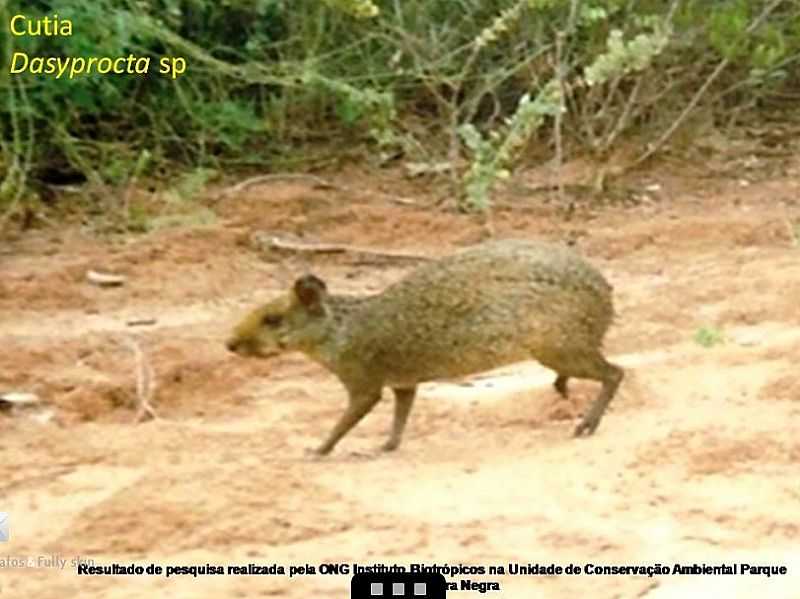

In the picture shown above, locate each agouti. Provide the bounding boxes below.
[226,239,623,455]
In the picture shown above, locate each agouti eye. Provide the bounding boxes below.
[262,314,283,328]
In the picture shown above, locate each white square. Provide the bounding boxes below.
[392,582,405,595]
[0,512,8,542]
[370,582,383,596]
[414,582,427,596]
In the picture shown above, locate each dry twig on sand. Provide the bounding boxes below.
[253,234,433,262]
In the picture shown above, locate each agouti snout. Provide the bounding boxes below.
[227,239,623,456]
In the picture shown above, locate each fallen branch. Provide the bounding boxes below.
[4,464,93,494]
[215,173,338,201]
[254,234,432,262]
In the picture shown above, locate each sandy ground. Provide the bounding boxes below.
[1,154,799,598]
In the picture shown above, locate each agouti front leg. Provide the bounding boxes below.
[554,374,569,397]
[313,385,382,456]
[382,387,417,451]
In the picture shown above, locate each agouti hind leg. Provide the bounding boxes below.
[572,353,624,437]
[382,387,417,452]
[541,350,623,436]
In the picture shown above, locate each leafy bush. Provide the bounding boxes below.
[1,0,798,213]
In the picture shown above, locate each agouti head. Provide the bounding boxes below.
[226,274,331,359]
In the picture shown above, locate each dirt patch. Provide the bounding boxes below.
[759,371,800,403]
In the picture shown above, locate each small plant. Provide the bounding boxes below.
[457,4,674,212]
[459,82,562,211]
[694,326,725,348]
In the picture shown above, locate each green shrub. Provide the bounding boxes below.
[1,0,798,214]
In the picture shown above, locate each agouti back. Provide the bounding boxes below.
[226,239,623,455]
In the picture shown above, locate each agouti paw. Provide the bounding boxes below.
[304,447,329,460]
[573,417,599,437]
[381,439,400,452]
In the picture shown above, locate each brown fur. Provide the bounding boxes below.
[227,239,623,455]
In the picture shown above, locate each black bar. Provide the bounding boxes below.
[351,571,447,598]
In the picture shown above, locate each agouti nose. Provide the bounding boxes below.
[226,339,239,353]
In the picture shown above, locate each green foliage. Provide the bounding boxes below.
[1,0,799,217]
[322,0,379,18]
[459,82,562,211]
[708,0,751,60]
[193,100,264,150]
[584,26,671,86]
[694,326,726,348]
[300,71,396,138]
[683,0,792,74]
[456,1,667,210]
[475,1,529,49]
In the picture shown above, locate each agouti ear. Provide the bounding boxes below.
[293,274,328,315]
